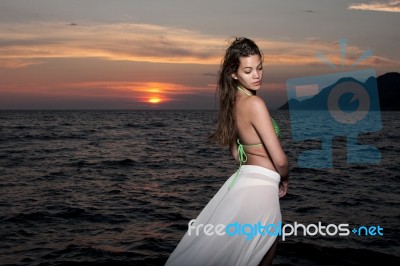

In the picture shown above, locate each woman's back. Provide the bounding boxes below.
[235,93,278,172]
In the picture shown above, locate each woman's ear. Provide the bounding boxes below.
[231,73,237,80]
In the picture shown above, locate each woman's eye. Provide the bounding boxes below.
[245,72,251,74]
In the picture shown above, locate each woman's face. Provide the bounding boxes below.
[232,54,263,91]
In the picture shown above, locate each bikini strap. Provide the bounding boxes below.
[229,139,256,190]
[228,118,279,190]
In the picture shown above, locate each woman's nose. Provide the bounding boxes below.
[253,71,260,79]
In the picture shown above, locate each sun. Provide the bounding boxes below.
[148,97,161,104]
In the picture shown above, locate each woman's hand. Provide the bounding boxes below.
[279,180,288,198]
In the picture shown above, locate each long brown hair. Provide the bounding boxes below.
[209,37,263,146]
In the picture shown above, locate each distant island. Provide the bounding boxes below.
[278,72,400,111]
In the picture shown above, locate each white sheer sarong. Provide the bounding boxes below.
[166,165,281,266]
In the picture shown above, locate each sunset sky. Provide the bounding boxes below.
[0,0,399,110]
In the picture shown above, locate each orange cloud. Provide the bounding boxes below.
[0,59,43,69]
[0,22,397,70]
[348,1,400,12]
[0,22,224,67]
[0,78,217,109]
[258,38,399,68]
[59,81,214,104]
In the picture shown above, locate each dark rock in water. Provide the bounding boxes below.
[377,72,400,111]
[278,72,400,111]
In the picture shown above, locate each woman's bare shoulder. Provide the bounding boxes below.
[247,95,270,115]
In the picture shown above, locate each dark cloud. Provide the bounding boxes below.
[202,72,217,77]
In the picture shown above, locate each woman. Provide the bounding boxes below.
[166,37,289,266]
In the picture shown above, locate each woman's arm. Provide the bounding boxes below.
[248,96,289,180]
[230,141,239,164]
[249,97,289,197]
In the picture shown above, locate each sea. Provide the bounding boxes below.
[0,110,399,266]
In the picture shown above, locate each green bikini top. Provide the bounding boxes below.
[228,117,281,191]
